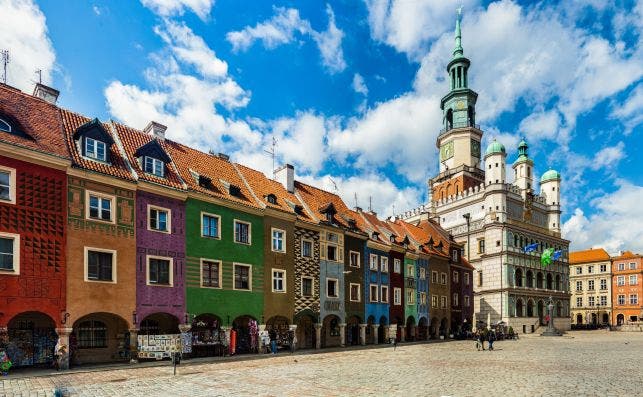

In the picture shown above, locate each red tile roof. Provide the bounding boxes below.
[0,84,69,158]
[294,181,355,229]
[569,248,611,264]
[399,219,450,259]
[613,250,642,261]
[60,110,135,181]
[112,122,185,190]
[357,210,399,247]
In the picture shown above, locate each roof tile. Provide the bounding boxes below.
[569,248,611,264]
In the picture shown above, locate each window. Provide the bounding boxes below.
[369,254,378,270]
[453,293,459,307]
[407,265,414,277]
[77,320,107,349]
[144,156,164,177]
[576,281,583,291]
[148,206,170,233]
[452,249,459,261]
[464,295,470,307]
[327,278,338,298]
[147,256,172,286]
[201,259,221,288]
[453,271,459,283]
[301,239,313,258]
[420,292,427,305]
[588,296,595,307]
[349,251,360,268]
[440,296,447,309]
[87,192,113,222]
[350,283,361,302]
[85,137,106,161]
[327,245,338,261]
[576,297,582,307]
[394,258,401,273]
[0,233,19,273]
[441,272,447,285]
[478,239,485,254]
[381,285,389,303]
[327,232,339,243]
[234,264,252,290]
[617,276,625,286]
[600,296,607,306]
[576,267,582,275]
[464,273,470,285]
[0,168,14,203]
[618,294,625,305]
[630,294,638,305]
[0,118,12,133]
[419,268,426,279]
[630,275,638,285]
[234,220,251,244]
[600,264,607,272]
[431,295,438,308]
[432,271,438,283]
[588,265,594,274]
[478,271,483,286]
[370,284,378,302]
[600,279,607,290]
[85,248,115,282]
[272,269,285,292]
[618,263,625,271]
[629,262,637,270]
[201,213,220,238]
[588,280,594,291]
[380,257,389,273]
[301,277,313,297]
[407,290,415,305]
[271,228,286,252]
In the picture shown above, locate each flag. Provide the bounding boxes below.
[523,243,539,253]
[552,250,563,261]
[541,248,554,267]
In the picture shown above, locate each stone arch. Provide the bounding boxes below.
[616,313,624,326]
[72,312,129,364]
[537,300,545,324]
[526,270,534,288]
[346,315,361,346]
[231,315,259,354]
[322,314,341,348]
[536,272,544,288]
[516,298,524,317]
[515,268,523,287]
[6,312,57,367]
[555,274,561,290]
[527,299,534,317]
[546,273,553,290]
[139,312,180,335]
[405,316,416,341]
[294,310,316,349]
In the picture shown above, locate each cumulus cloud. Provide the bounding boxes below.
[140,0,214,20]
[611,83,643,134]
[352,73,368,96]
[0,0,56,92]
[590,141,626,171]
[226,5,346,73]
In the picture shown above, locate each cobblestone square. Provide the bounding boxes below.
[2,331,643,397]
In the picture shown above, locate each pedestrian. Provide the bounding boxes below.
[269,328,277,355]
[488,330,495,351]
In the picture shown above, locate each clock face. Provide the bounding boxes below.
[471,140,480,158]
[440,141,454,161]
[456,100,466,110]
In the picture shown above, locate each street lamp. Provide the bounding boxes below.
[462,213,471,260]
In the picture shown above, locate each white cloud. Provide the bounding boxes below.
[140,0,214,20]
[518,110,562,142]
[0,0,56,92]
[563,180,643,253]
[352,73,368,96]
[590,141,626,171]
[611,83,643,134]
[226,5,346,73]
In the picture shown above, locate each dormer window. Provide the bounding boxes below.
[326,212,333,222]
[390,235,396,243]
[229,184,241,197]
[266,194,277,204]
[85,137,107,161]
[372,231,379,239]
[0,118,12,133]
[144,156,164,177]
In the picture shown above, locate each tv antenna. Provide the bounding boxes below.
[354,192,358,208]
[35,69,42,84]
[1,50,9,85]
[328,177,338,193]
[368,196,372,212]
[263,136,277,179]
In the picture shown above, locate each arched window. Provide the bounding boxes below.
[0,118,11,133]
[546,273,553,290]
[468,106,475,126]
[526,270,533,288]
[140,319,160,335]
[555,275,561,290]
[446,109,453,130]
[516,299,524,317]
[515,268,523,287]
[77,320,107,348]
[536,272,543,288]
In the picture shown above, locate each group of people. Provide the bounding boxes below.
[474,330,497,351]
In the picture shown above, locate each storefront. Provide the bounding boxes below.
[4,312,57,368]
[71,313,129,365]
[231,316,258,355]
[346,316,361,346]
[265,316,291,351]
[190,314,227,358]
[294,311,316,350]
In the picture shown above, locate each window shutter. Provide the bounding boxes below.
[320,243,326,260]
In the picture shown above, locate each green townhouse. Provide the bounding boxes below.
[168,144,264,356]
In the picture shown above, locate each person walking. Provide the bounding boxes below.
[269,328,277,355]
[488,330,495,351]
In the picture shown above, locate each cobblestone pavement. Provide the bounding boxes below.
[2,331,643,397]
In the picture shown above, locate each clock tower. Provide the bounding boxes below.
[430,8,484,202]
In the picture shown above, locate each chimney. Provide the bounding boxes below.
[217,153,229,161]
[32,83,59,104]
[144,121,167,140]
[275,164,295,193]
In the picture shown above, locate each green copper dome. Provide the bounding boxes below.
[485,139,506,155]
[541,169,561,182]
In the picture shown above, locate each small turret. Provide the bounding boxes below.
[484,139,506,186]
[540,169,561,232]
[512,139,534,199]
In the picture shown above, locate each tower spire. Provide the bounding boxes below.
[453,6,464,58]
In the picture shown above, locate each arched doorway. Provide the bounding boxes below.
[366,315,375,344]
[591,313,597,325]
[537,300,544,324]
[378,316,387,344]
[418,317,428,340]
[6,312,57,367]
[546,274,553,290]
[231,315,258,354]
[440,318,448,337]
[576,314,583,324]
[602,313,609,324]
[191,314,225,357]
[393,316,403,341]
[429,317,439,339]
[536,272,543,288]
[294,311,316,349]
[322,315,341,348]
[527,300,534,317]
[266,315,291,351]
[515,268,523,287]
[346,315,360,346]
[139,313,179,335]
[406,316,416,342]
[72,312,129,364]
[617,314,624,325]
[556,302,562,317]
[526,271,534,288]
[516,299,524,317]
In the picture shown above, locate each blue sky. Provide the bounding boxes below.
[1,0,642,252]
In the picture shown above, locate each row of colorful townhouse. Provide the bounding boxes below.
[0,83,473,369]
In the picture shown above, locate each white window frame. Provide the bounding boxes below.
[629,262,637,270]
[370,284,379,302]
[432,271,438,283]
[629,275,638,285]
[84,137,107,162]
[464,272,470,285]
[576,281,583,291]
[576,266,582,275]
[464,295,470,307]
[600,279,607,290]
[272,268,286,293]
[588,265,594,274]
[420,292,427,305]
[440,296,447,309]
[441,272,447,285]
[200,258,222,289]
[394,258,401,273]
[600,264,607,273]
[600,296,607,306]
[617,294,625,305]
[380,256,389,273]
[588,279,594,291]
[147,204,171,234]
[271,228,286,253]
[452,293,459,307]
[453,271,459,283]
[301,276,314,297]
[381,285,389,303]
[200,212,221,239]
[350,283,361,302]
[233,263,253,291]
[0,231,20,275]
[85,190,115,224]
[393,287,402,305]
[0,165,16,205]
[617,276,625,286]
[233,219,252,245]
[419,267,426,279]
[326,278,339,298]
[576,297,582,307]
[431,295,438,308]
[407,289,415,305]
[618,263,625,271]
[144,156,165,177]
[146,255,174,287]
[84,246,117,284]
[301,238,313,258]
[369,254,378,270]
[630,294,638,305]
[349,251,360,268]
[588,296,595,307]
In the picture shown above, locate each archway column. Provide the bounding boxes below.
[314,323,322,349]
[400,327,405,342]
[371,324,379,345]
[55,327,73,370]
[359,324,367,346]
[129,328,139,363]
[339,323,346,347]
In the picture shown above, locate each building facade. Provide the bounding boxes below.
[569,248,612,326]
[612,251,643,326]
